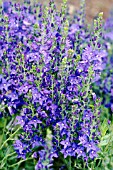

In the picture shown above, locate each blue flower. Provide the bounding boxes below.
[78,135,88,146]
[85,141,99,153]
[16,116,25,127]
[60,138,71,149]
[28,116,42,128]
[75,146,86,158]
[89,150,98,159]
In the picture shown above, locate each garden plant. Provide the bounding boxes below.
[0,0,113,170]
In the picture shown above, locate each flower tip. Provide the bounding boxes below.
[99,12,103,17]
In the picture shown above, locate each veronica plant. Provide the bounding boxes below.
[0,0,107,169]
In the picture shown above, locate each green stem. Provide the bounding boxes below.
[62,157,72,170]
[69,156,72,170]
[52,76,54,99]
[0,152,16,168]
[91,162,94,170]
[8,157,33,168]
[0,126,21,150]
[96,158,102,168]
[84,76,91,99]
[0,118,7,146]
[83,162,86,170]
[0,151,16,163]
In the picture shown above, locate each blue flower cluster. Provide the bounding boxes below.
[0,0,107,169]
[94,11,113,118]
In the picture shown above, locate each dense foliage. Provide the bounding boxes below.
[0,0,113,170]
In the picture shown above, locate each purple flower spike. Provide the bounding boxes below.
[75,146,86,158]
[28,116,42,128]
[89,150,98,159]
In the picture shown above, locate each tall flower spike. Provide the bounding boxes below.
[79,0,86,25]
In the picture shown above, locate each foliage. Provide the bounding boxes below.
[0,0,113,170]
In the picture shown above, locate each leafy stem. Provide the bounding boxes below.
[8,157,33,168]
[0,126,21,150]
[0,118,7,146]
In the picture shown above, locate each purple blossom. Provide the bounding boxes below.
[83,110,93,120]
[85,141,99,153]
[0,78,10,91]
[28,116,42,128]
[75,146,86,158]
[89,150,98,159]
[14,139,29,159]
[18,83,32,94]
[0,1,103,168]
[78,135,88,145]
[60,138,71,149]
[16,116,25,127]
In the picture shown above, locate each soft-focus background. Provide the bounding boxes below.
[39,0,113,22]
[1,0,113,22]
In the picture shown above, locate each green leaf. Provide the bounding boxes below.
[100,118,109,137]
[101,134,111,140]
[0,118,6,128]
[99,140,109,146]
